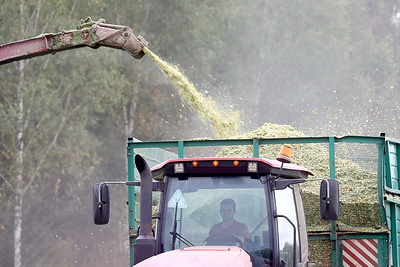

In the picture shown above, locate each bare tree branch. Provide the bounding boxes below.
[22,214,53,246]
[68,0,79,19]
[25,0,43,36]
[142,1,151,26]
[32,79,66,131]
[41,53,51,71]
[0,141,12,155]
[1,108,17,134]
[0,174,15,193]
[32,0,43,34]
[22,92,83,196]
[123,104,128,136]
[23,86,37,132]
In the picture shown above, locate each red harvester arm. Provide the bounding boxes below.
[0,18,147,65]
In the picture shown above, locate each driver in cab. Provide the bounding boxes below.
[208,198,249,245]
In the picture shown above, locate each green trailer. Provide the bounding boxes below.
[95,134,400,266]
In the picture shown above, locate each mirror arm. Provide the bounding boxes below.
[97,181,164,208]
[273,178,306,190]
[97,181,127,206]
[304,178,332,201]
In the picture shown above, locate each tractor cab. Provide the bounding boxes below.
[149,158,314,266]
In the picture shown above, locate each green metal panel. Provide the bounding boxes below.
[178,141,184,158]
[328,137,336,179]
[252,139,260,158]
[328,137,339,267]
[390,204,400,266]
[378,237,390,267]
[396,203,400,266]
[127,143,136,267]
[385,140,400,266]
[334,135,384,144]
[377,142,386,227]
[385,199,392,266]
[386,142,399,189]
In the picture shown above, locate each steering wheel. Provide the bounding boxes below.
[203,233,243,246]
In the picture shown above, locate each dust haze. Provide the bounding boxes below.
[1,1,400,266]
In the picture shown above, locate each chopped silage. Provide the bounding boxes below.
[218,123,384,229]
[308,240,331,267]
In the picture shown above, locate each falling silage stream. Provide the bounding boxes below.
[143,46,240,139]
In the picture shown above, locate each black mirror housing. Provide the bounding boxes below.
[93,183,110,225]
[320,179,339,221]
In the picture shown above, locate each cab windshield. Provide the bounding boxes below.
[161,175,272,260]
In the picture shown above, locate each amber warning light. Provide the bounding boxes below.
[191,161,199,167]
[276,144,292,163]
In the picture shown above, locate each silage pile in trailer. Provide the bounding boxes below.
[218,123,384,231]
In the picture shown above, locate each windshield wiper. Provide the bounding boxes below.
[170,202,194,249]
[170,230,194,248]
[250,215,268,236]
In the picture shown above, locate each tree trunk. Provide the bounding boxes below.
[14,2,26,265]
[14,183,23,267]
[14,57,25,267]
[123,76,139,139]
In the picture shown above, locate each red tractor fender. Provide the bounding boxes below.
[135,246,252,267]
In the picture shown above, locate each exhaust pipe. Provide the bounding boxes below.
[133,154,156,264]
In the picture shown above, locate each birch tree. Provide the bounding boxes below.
[1,1,58,266]
[0,1,125,265]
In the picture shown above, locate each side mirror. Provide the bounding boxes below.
[320,179,339,221]
[93,183,110,225]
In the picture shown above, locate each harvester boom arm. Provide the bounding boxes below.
[0,18,147,65]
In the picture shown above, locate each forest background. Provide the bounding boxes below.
[1,0,400,266]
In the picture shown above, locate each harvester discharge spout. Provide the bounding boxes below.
[0,17,147,65]
[90,19,148,59]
